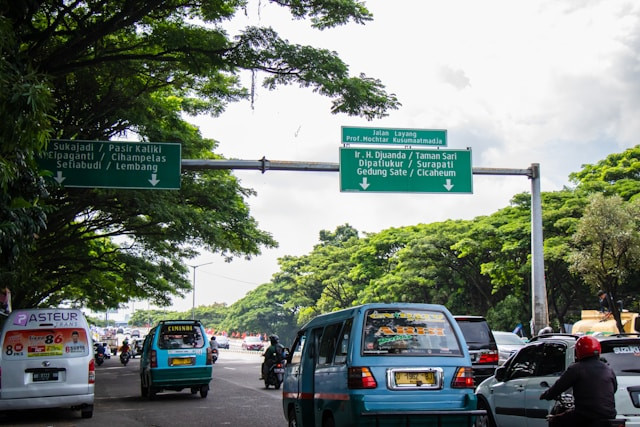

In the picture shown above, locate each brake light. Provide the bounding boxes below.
[452,367,475,388]
[88,358,95,384]
[150,349,157,368]
[206,347,212,365]
[478,351,499,364]
[348,367,377,389]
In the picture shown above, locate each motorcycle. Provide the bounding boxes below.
[120,350,131,366]
[95,352,105,366]
[212,348,219,364]
[547,393,625,426]
[264,359,286,389]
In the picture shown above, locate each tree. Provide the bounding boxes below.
[569,194,640,333]
[1,0,399,309]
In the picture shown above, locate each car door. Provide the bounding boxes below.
[489,343,543,427]
[522,342,567,427]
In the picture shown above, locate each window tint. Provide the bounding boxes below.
[317,322,343,366]
[157,323,204,349]
[362,308,462,356]
[539,343,566,376]
[456,320,493,346]
[289,335,306,366]
[600,340,640,376]
[334,318,353,365]
[507,344,542,379]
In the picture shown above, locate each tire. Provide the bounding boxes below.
[475,399,496,427]
[200,385,208,398]
[288,406,298,427]
[264,380,270,389]
[275,380,281,390]
[81,405,93,419]
[322,413,335,427]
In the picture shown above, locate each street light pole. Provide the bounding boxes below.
[188,262,213,320]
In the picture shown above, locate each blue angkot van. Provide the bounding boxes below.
[282,303,483,426]
[139,320,212,399]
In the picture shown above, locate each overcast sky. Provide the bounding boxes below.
[135,0,640,316]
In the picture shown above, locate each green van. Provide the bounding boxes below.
[282,303,483,427]
[139,320,212,399]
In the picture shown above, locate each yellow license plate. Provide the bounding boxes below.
[395,371,435,385]
[170,357,194,366]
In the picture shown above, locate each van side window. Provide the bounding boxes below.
[334,318,353,365]
[289,335,306,366]
[317,322,342,366]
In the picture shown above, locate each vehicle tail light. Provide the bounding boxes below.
[150,349,157,368]
[348,367,377,389]
[206,347,212,365]
[451,367,475,389]
[478,351,499,364]
[88,358,95,384]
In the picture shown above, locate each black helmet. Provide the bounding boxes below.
[269,334,279,345]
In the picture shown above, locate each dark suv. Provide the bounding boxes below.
[454,315,499,386]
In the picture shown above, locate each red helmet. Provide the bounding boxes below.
[575,335,601,360]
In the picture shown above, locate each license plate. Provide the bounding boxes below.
[395,371,435,386]
[274,368,285,374]
[33,371,58,382]
[170,357,194,366]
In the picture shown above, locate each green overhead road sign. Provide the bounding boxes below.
[341,126,447,146]
[37,140,181,189]
[340,147,472,193]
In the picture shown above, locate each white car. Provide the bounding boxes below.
[475,334,640,427]
[492,330,525,365]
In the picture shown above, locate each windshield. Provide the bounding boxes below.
[157,323,204,349]
[362,307,462,356]
[3,328,90,360]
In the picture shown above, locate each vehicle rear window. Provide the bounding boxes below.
[157,323,204,349]
[600,341,640,376]
[456,319,494,347]
[362,308,462,356]
[3,328,90,360]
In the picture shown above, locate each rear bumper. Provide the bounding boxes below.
[150,367,212,387]
[0,393,94,411]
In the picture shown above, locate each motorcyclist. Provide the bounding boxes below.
[95,342,106,355]
[540,335,617,426]
[120,339,131,356]
[210,336,219,351]
[261,334,284,380]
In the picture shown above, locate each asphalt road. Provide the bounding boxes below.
[0,349,286,427]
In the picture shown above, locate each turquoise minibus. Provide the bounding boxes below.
[282,303,483,426]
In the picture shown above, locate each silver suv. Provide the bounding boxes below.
[474,333,640,427]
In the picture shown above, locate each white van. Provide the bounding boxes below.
[0,308,95,418]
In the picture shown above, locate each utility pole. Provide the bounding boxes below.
[188,262,213,320]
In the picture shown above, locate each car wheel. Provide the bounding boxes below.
[475,399,496,427]
[200,385,208,398]
[288,407,298,427]
[322,413,335,427]
[81,405,93,419]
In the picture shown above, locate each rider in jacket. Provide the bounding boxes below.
[540,335,617,426]
[261,335,284,379]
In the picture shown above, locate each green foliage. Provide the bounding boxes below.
[2,0,398,309]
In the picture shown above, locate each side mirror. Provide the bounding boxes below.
[494,366,507,382]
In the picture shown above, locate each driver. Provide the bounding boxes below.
[540,335,617,426]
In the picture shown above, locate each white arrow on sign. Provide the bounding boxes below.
[443,179,454,191]
[148,174,160,186]
[54,171,66,184]
[359,177,370,190]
